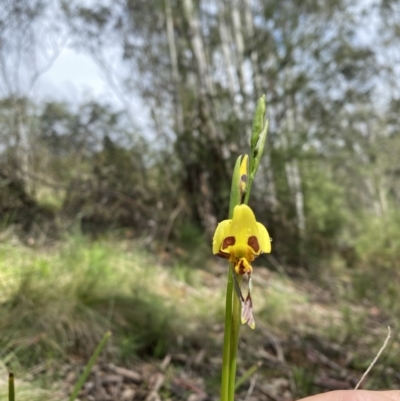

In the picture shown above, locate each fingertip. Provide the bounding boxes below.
[298,390,400,401]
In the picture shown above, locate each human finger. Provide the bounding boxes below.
[299,390,400,401]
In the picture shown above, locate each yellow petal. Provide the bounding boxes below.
[239,154,249,196]
[256,222,271,254]
[212,204,271,257]
[212,219,231,254]
[229,204,259,246]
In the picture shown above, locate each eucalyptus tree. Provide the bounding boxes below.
[61,0,387,263]
[0,0,66,193]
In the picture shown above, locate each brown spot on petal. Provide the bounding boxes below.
[222,236,235,249]
[217,250,230,259]
[248,236,260,253]
[236,259,247,275]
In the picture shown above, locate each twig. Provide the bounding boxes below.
[355,326,391,390]
[266,254,290,279]
[161,200,184,251]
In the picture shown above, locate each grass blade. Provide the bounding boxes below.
[235,362,261,390]
[8,372,15,401]
[68,331,111,401]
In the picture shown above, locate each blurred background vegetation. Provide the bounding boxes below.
[1,0,400,399]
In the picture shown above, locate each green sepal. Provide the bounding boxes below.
[245,96,269,205]
[251,118,269,178]
[250,95,266,149]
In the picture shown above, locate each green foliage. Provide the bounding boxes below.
[169,221,212,269]
[347,210,400,313]
[257,282,308,328]
[0,237,226,375]
[292,366,318,399]
[354,210,400,270]
[0,239,175,367]
[302,159,347,258]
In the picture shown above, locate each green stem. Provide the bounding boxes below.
[221,156,254,401]
[220,267,234,401]
[220,97,268,398]
[228,273,242,400]
[223,169,255,401]
[244,173,255,205]
[221,155,242,401]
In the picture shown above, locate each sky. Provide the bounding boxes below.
[33,48,121,106]
[31,45,151,133]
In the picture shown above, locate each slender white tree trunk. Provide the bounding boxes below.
[165,0,184,134]
[243,0,262,97]
[182,0,215,97]
[281,85,306,240]
[285,157,306,235]
[365,176,384,217]
[15,101,31,193]
[217,0,241,117]
[231,0,248,105]
[182,0,222,143]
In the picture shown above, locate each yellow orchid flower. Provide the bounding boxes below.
[212,204,271,275]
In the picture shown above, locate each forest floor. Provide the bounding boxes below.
[0,235,398,401]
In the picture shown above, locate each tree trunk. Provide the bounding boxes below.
[217,0,241,117]
[165,0,184,135]
[14,100,31,194]
[230,0,247,107]
[243,0,262,98]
